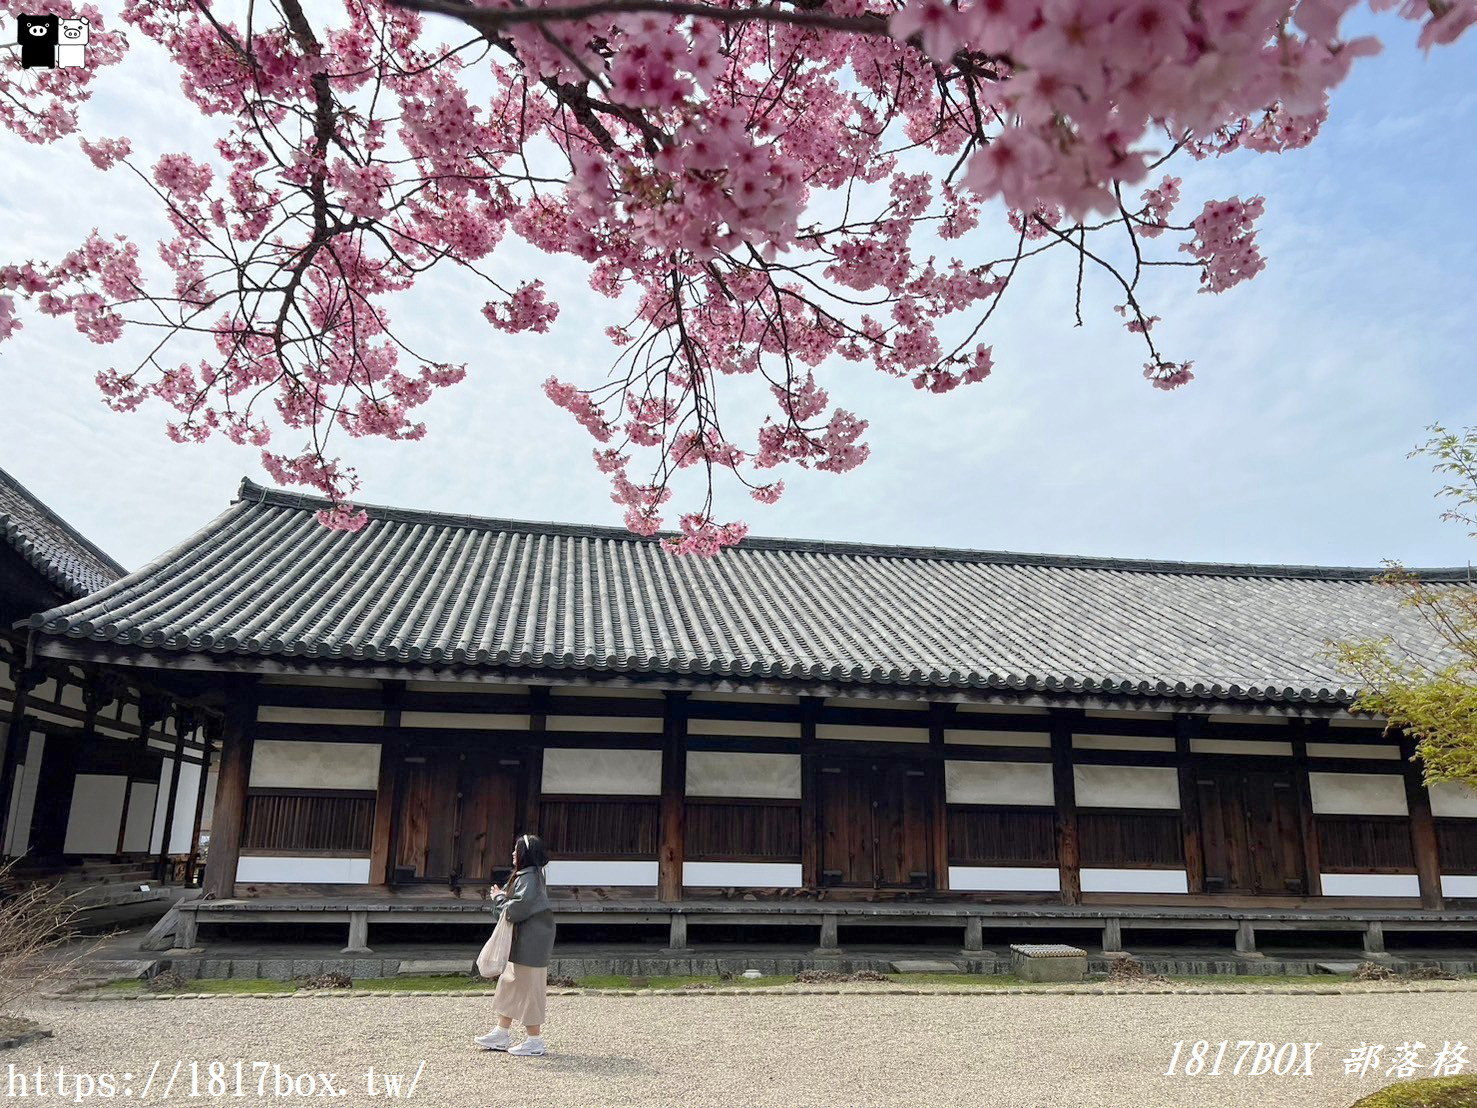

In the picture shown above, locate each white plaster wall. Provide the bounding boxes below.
[63,775,127,854]
[249,740,381,790]
[685,752,801,799]
[1074,765,1180,809]
[1080,868,1189,894]
[1320,873,1420,897]
[1190,739,1293,756]
[254,706,384,727]
[546,714,663,734]
[542,748,662,795]
[944,730,1050,748]
[1073,735,1175,752]
[236,856,372,882]
[4,732,44,856]
[1430,781,1477,818]
[1307,743,1400,761]
[168,759,203,853]
[815,724,928,743]
[399,711,530,730]
[1308,773,1407,816]
[948,866,1060,892]
[150,760,174,854]
[545,860,658,886]
[683,862,803,887]
[1441,876,1477,897]
[122,782,157,853]
[686,719,801,739]
[945,761,1054,806]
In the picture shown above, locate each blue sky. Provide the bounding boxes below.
[1,6,1474,572]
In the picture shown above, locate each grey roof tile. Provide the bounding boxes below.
[28,478,1475,705]
[1,466,125,600]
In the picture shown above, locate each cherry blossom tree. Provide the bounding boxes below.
[1,0,1472,551]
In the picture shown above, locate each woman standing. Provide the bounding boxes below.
[475,834,556,1056]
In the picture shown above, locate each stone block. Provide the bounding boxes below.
[891,959,962,974]
[259,959,295,980]
[1010,943,1087,983]
[396,958,472,977]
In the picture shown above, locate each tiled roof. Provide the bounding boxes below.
[29,478,1474,705]
[0,466,125,601]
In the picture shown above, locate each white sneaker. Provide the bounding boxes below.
[509,1035,546,1057]
[475,1028,511,1051]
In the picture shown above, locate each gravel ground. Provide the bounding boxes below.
[11,990,1475,1107]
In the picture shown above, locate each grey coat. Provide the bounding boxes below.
[491,867,556,968]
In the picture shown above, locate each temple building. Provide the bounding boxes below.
[0,466,215,903]
[21,478,1477,954]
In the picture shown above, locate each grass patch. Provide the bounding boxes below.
[572,974,796,989]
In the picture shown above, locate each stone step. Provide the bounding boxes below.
[397,958,474,976]
[890,959,963,973]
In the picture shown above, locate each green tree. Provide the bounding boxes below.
[1331,426,1477,786]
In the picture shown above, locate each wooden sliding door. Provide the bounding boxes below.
[392,749,521,885]
[1197,768,1306,895]
[818,756,933,890]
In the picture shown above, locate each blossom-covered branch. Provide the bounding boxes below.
[1,0,1471,550]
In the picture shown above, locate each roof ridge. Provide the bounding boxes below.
[235,478,1475,583]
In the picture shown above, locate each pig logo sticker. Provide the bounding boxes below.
[3,13,89,69]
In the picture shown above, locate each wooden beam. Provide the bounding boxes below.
[799,695,823,891]
[1050,710,1081,906]
[657,691,689,903]
[1291,719,1323,897]
[185,718,219,886]
[369,681,403,886]
[1174,714,1206,894]
[203,685,257,900]
[153,704,193,879]
[928,702,952,893]
[1401,737,1444,910]
[522,685,550,838]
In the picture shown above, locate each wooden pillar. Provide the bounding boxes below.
[1174,714,1206,894]
[657,690,689,903]
[799,696,823,891]
[1290,718,1323,898]
[29,731,80,862]
[1102,918,1123,954]
[369,680,404,885]
[521,685,550,837]
[202,686,256,900]
[185,719,219,887]
[1050,710,1081,906]
[0,662,42,854]
[154,701,193,879]
[1401,737,1444,910]
[927,702,952,893]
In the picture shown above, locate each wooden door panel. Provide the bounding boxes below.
[876,763,932,888]
[1198,769,1306,896]
[456,760,519,884]
[393,753,458,880]
[818,761,872,886]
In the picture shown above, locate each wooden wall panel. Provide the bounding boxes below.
[684,800,801,861]
[1078,810,1185,867]
[539,798,659,858]
[947,807,1057,866]
[242,789,375,852]
[1317,815,1417,872]
[1436,820,1477,872]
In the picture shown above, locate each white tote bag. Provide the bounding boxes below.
[476,910,514,978]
